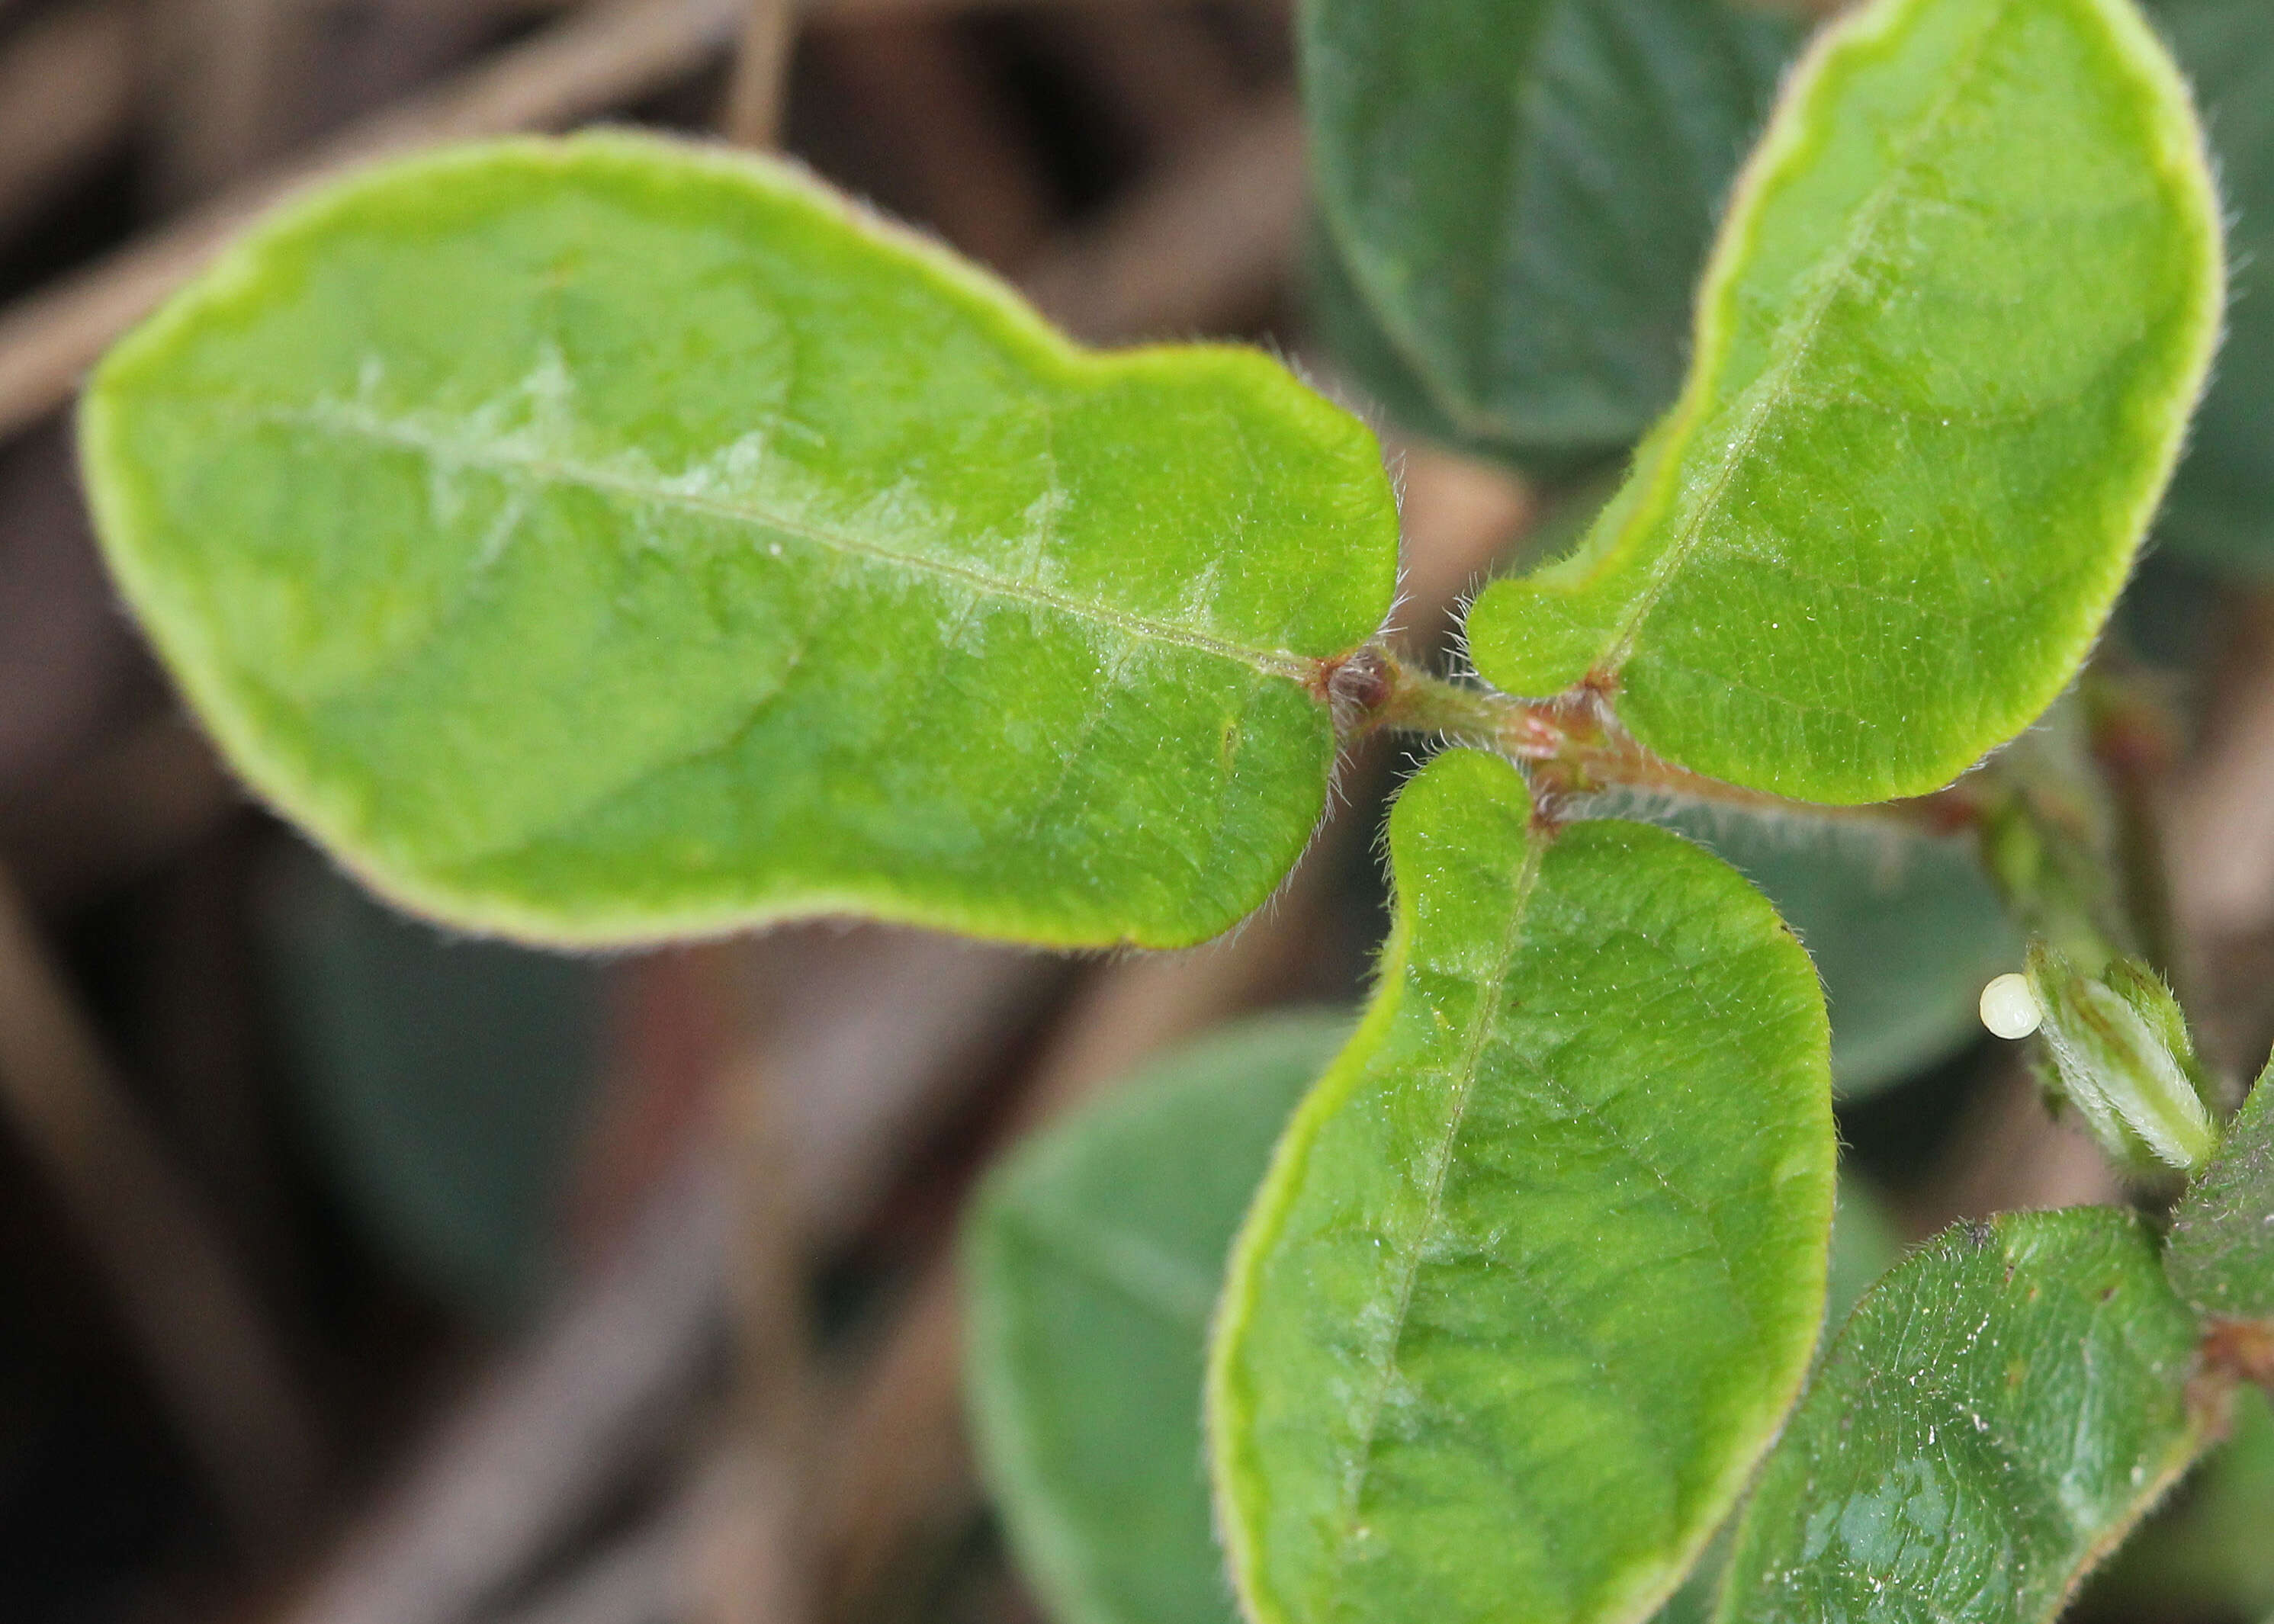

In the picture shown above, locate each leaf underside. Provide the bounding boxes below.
[80,133,1399,949]
[1302,0,1799,469]
[1466,0,2224,804]
[1718,1208,2214,1624]
[2168,1066,2274,1326]
[1209,749,1836,1624]
[963,1013,1352,1624]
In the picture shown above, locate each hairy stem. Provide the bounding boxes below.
[1341,647,1980,838]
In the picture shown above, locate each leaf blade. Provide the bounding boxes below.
[1466,0,2224,803]
[2169,1067,2274,1328]
[1208,749,1836,1624]
[1710,1210,2210,1610]
[1717,1207,2215,1624]
[81,133,1399,948]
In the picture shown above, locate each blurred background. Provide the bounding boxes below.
[0,2,2267,1622]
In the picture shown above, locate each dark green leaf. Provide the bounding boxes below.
[1210,749,1836,1624]
[81,133,1399,950]
[1826,1179,1903,1331]
[1718,1208,2215,1624]
[260,844,600,1321]
[2142,0,2274,570]
[963,1012,1351,1624]
[1303,229,1494,467]
[1302,0,1800,467]
[2168,1065,2274,1326]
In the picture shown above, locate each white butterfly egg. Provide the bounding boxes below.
[1978,973,2042,1040]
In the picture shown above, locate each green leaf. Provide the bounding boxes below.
[2168,1065,2274,1326]
[1516,475,2019,1096]
[1466,0,2224,804]
[259,843,600,1323]
[963,1011,1352,1624]
[1303,229,1489,467]
[1652,809,2019,1097]
[1666,1179,1894,1624]
[2142,0,2274,570]
[1302,0,1800,469]
[1717,1208,2215,1624]
[1209,748,1836,1624]
[79,133,1399,950]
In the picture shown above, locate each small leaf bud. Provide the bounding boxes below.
[2024,945,2216,1176]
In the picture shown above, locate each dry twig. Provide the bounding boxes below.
[284,1154,732,1624]
[802,15,1051,265]
[0,713,239,910]
[276,932,1064,1624]
[1022,92,1305,342]
[0,0,747,441]
[721,0,797,147]
[0,0,137,245]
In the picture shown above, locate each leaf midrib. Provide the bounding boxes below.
[1595,0,2019,676]
[263,397,1327,683]
[1321,832,1547,1604]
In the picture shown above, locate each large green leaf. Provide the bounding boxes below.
[1653,809,2018,1097]
[1302,0,1799,469]
[1466,0,2224,804]
[963,1011,1351,1624]
[79,133,1399,950]
[2144,0,2274,570]
[1717,1208,2215,1624]
[1209,748,1836,1624]
[2168,1065,2274,1327]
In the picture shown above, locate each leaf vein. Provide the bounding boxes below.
[266,400,1325,682]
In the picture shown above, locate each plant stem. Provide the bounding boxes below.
[1343,647,1980,838]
